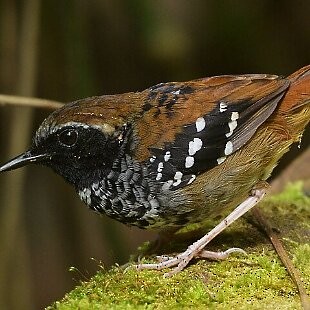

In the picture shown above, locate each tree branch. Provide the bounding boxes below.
[0,94,63,109]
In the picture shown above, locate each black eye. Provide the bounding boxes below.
[58,129,78,147]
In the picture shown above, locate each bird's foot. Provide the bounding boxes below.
[137,247,246,277]
[136,186,266,277]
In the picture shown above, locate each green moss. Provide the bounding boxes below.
[47,183,310,310]
[268,182,310,209]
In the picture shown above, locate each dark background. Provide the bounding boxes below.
[0,1,309,309]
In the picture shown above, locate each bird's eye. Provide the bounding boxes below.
[58,129,78,147]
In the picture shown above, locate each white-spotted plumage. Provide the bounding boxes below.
[174,171,183,180]
[164,151,171,162]
[2,64,307,252]
[217,156,227,165]
[224,141,234,155]
[157,162,164,172]
[150,156,156,163]
[187,174,196,184]
[195,117,206,132]
[185,156,195,168]
[142,72,291,199]
[226,112,239,137]
[188,138,203,156]
[173,171,183,186]
[219,102,228,112]
[171,89,181,95]
[156,173,163,181]
[231,111,239,121]
[173,179,182,187]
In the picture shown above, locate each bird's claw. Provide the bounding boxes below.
[136,247,246,277]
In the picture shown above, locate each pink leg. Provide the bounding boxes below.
[137,186,267,277]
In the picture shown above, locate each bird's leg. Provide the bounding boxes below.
[137,184,267,277]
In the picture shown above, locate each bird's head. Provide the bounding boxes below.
[0,95,136,189]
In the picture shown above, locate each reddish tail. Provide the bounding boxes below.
[276,65,310,141]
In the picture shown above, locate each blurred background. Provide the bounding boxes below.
[0,1,309,309]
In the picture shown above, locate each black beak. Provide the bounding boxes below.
[0,151,48,172]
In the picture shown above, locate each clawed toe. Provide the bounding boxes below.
[136,247,246,277]
[135,187,266,276]
[198,247,247,259]
[136,251,193,277]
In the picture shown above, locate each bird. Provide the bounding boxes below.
[0,65,309,277]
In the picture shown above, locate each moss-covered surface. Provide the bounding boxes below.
[47,183,310,310]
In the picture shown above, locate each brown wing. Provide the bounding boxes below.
[134,74,290,189]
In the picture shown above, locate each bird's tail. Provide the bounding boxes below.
[275,65,310,141]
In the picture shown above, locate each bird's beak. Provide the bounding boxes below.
[0,150,48,172]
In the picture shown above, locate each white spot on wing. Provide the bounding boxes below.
[157,162,164,172]
[185,156,194,168]
[187,175,196,184]
[188,138,203,156]
[225,112,239,137]
[173,171,183,186]
[219,102,228,112]
[224,141,233,155]
[172,89,180,95]
[164,151,171,162]
[150,156,156,163]
[226,120,238,137]
[195,117,206,132]
[231,111,239,121]
[174,171,183,180]
[173,179,181,186]
[217,156,227,164]
[156,173,162,181]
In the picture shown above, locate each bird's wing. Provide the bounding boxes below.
[135,74,290,189]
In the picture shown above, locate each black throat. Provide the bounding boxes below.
[78,153,161,228]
